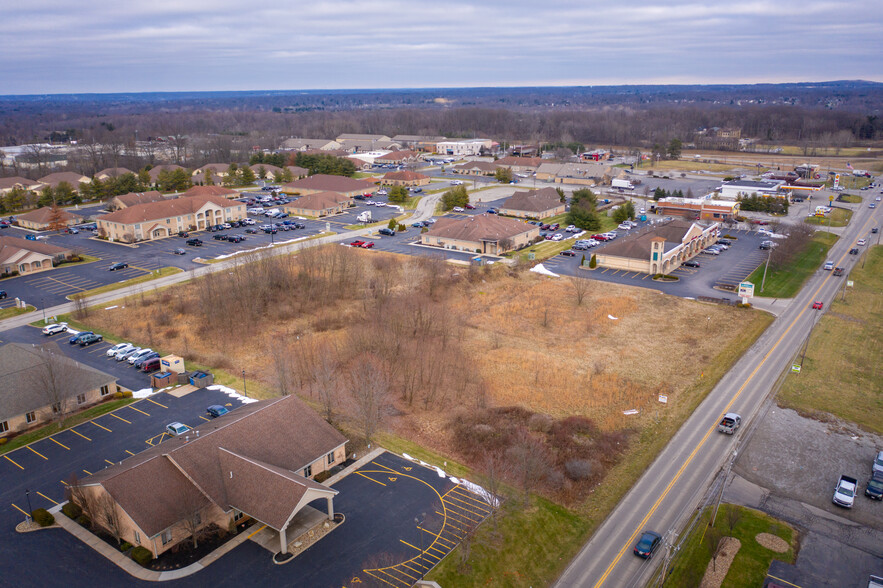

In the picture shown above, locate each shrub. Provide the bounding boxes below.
[62,502,82,520]
[0,437,7,445]
[122,390,133,398]
[114,392,124,399]
[76,515,90,527]
[528,413,554,433]
[32,508,54,527]
[131,546,153,567]
[564,459,594,481]
[120,541,133,552]
[589,254,597,269]
[313,470,332,483]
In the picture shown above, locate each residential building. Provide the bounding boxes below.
[192,164,231,178]
[493,156,543,173]
[450,161,498,176]
[281,174,374,198]
[595,219,719,274]
[15,206,80,230]
[374,151,423,166]
[36,172,90,192]
[0,176,43,196]
[97,195,245,243]
[279,138,341,151]
[0,236,73,276]
[74,395,346,558]
[717,179,785,200]
[108,191,167,212]
[95,167,134,181]
[436,139,496,157]
[0,343,118,435]
[653,197,740,221]
[286,166,309,179]
[421,214,539,255]
[249,164,284,181]
[381,170,430,187]
[282,191,353,217]
[498,187,565,219]
[182,185,239,199]
[146,165,186,184]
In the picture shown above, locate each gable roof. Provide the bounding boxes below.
[451,161,498,173]
[382,170,429,182]
[146,165,185,182]
[98,195,241,226]
[112,191,166,208]
[194,163,230,175]
[284,191,352,211]
[336,133,391,142]
[0,235,71,261]
[283,174,373,194]
[600,220,704,260]
[96,167,133,179]
[36,172,90,187]
[0,176,41,191]
[16,206,79,225]
[280,138,339,150]
[183,185,238,198]
[425,214,536,243]
[494,156,543,168]
[376,150,420,162]
[501,187,562,213]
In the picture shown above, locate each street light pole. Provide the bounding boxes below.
[760,245,772,292]
[41,298,46,323]
[25,489,33,519]
[242,369,247,398]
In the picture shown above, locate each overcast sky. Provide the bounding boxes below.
[1,0,881,95]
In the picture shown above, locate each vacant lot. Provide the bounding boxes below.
[746,232,838,298]
[778,246,883,433]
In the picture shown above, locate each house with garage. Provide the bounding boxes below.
[594,219,719,274]
[72,395,347,559]
[421,214,539,255]
[281,174,374,198]
[282,191,353,217]
[381,170,431,187]
[15,206,80,230]
[0,236,73,276]
[0,342,118,436]
[97,195,245,243]
[107,191,167,212]
[498,187,565,219]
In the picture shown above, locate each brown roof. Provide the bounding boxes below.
[286,166,309,177]
[146,165,185,182]
[84,395,345,536]
[0,235,71,258]
[500,187,562,213]
[96,167,133,179]
[376,150,419,162]
[425,214,537,243]
[194,163,230,174]
[451,161,497,173]
[494,156,543,168]
[112,191,165,208]
[98,195,240,225]
[16,206,79,224]
[0,176,40,190]
[284,191,352,211]
[383,170,429,182]
[36,172,90,187]
[283,174,373,194]
[599,220,702,260]
[249,164,283,175]
[183,185,238,198]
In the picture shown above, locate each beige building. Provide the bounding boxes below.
[282,191,353,217]
[37,172,90,192]
[95,167,134,181]
[494,156,543,173]
[146,164,186,184]
[381,170,431,187]
[0,236,72,276]
[450,161,498,176]
[108,191,166,211]
[421,214,540,255]
[74,395,346,559]
[249,164,284,181]
[279,138,341,151]
[281,174,374,198]
[97,195,245,243]
[0,343,118,436]
[535,162,617,185]
[0,176,44,196]
[375,150,422,165]
[498,187,565,219]
[15,206,80,230]
[595,219,719,274]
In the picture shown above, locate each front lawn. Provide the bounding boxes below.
[745,232,838,298]
[0,305,35,321]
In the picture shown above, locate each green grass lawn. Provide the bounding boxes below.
[838,194,862,204]
[72,267,183,298]
[0,398,135,453]
[745,232,838,298]
[804,207,853,227]
[777,246,883,433]
[0,305,35,320]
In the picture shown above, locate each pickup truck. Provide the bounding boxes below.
[833,475,858,508]
[717,413,742,435]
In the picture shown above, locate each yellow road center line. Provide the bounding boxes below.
[36,492,57,505]
[109,413,131,424]
[4,455,24,470]
[91,421,111,432]
[69,429,91,442]
[48,437,70,450]
[11,503,28,516]
[27,446,48,460]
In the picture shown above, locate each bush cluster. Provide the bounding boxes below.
[62,502,82,520]
[131,546,153,567]
[31,508,55,527]
[120,541,133,552]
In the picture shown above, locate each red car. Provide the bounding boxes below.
[549,223,560,230]
[592,234,608,241]
[349,240,365,247]
[812,300,823,310]
[465,203,476,209]
[360,241,375,248]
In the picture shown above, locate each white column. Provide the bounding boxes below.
[326,496,334,520]
[279,526,288,554]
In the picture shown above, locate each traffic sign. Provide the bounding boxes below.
[738,281,755,298]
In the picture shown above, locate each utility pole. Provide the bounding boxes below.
[760,245,772,292]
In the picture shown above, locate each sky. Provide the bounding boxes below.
[1,0,881,95]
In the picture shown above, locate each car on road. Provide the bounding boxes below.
[106,343,133,357]
[166,422,190,436]
[173,248,187,255]
[682,260,700,268]
[207,405,229,418]
[42,323,68,335]
[69,331,94,345]
[717,413,742,434]
[857,239,867,246]
[849,248,859,255]
[560,250,577,257]
[108,262,129,271]
[833,267,844,276]
[871,203,877,209]
[78,333,103,346]
[633,531,662,559]
[465,203,476,209]
[873,227,879,234]
[823,261,834,270]
[812,300,824,310]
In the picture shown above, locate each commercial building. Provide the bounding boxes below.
[421,214,539,255]
[450,161,498,176]
[436,139,496,157]
[653,197,740,221]
[74,395,346,558]
[0,343,118,435]
[594,219,719,274]
[0,236,73,276]
[281,174,374,198]
[493,156,543,173]
[374,150,422,166]
[15,206,80,230]
[717,179,785,200]
[282,191,353,217]
[97,195,245,243]
[498,187,565,219]
[279,138,341,151]
[381,170,430,187]
[534,162,617,185]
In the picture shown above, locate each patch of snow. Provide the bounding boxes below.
[132,388,154,398]
[530,263,560,278]
[458,478,500,508]
[608,314,619,320]
[104,305,118,310]
[623,409,639,415]
[435,466,446,478]
[403,453,414,462]
[449,476,460,484]
[206,384,258,404]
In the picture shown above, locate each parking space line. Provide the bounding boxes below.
[200,416,211,422]
[91,421,112,432]
[128,405,150,416]
[371,460,397,473]
[4,455,24,470]
[60,479,69,486]
[26,446,49,460]
[82,469,92,475]
[105,459,115,465]
[11,503,28,516]
[109,413,131,424]
[400,539,421,552]
[246,524,267,540]
[69,429,91,442]
[48,437,70,450]
[125,450,135,456]
[144,398,168,409]
[36,492,57,505]
[355,471,387,486]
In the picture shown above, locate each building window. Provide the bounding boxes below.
[100,385,110,396]
[327,451,336,465]
[19,264,26,273]
[161,529,172,545]
[303,464,312,478]
[51,403,62,414]
[233,510,244,522]
[34,260,41,268]
[77,394,86,405]
[652,252,658,261]
[26,411,36,423]
[0,421,8,433]
[133,531,140,545]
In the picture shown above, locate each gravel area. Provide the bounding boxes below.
[700,536,741,588]
[755,532,789,553]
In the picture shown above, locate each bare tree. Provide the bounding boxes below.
[568,275,590,306]
[345,355,391,447]
[505,432,549,507]
[176,491,208,549]
[94,491,124,545]
[725,504,742,533]
[312,344,340,424]
[25,343,88,423]
[71,293,89,319]
[270,341,295,397]
[476,453,510,531]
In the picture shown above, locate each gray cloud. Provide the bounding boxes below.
[0,0,880,94]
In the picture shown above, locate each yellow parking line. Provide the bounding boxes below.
[4,455,24,470]
[11,503,28,516]
[200,416,211,422]
[69,429,91,442]
[27,446,48,460]
[60,479,69,486]
[48,437,70,450]
[356,471,387,486]
[128,405,150,416]
[125,450,134,456]
[400,539,421,551]
[109,413,131,424]
[36,492,57,505]
[91,421,112,432]
[144,398,168,409]
[246,524,267,540]
[82,469,92,475]
[105,459,115,465]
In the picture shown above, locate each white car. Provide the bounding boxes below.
[639,208,646,215]
[857,239,867,246]
[603,232,618,240]
[106,343,133,357]
[242,218,255,225]
[42,323,68,336]
[376,189,388,196]
[565,225,577,232]
[551,233,563,241]
[115,346,142,361]
[166,422,189,436]
[618,223,631,230]
[452,207,465,212]
[451,180,463,185]
[128,348,154,365]
[365,200,376,206]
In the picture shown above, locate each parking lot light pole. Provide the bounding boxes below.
[242,369,247,398]
[25,489,33,519]
[41,298,46,323]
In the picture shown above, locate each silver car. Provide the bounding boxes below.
[115,346,141,361]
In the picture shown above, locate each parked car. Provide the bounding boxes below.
[565,225,578,232]
[173,248,187,255]
[108,262,128,271]
[682,260,700,268]
[702,248,720,255]
[186,238,203,246]
[551,233,563,241]
[213,234,227,241]
[178,231,189,238]
[245,228,258,234]
[66,227,79,234]
[865,472,883,500]
[128,348,154,365]
[833,475,858,508]
[140,357,162,373]
[115,346,141,361]
[166,422,190,436]
[207,405,229,418]
[69,331,94,345]
[349,240,365,247]
[79,333,103,347]
[465,203,476,209]
[42,323,68,336]
[133,352,160,369]
[560,250,577,257]
[452,206,465,212]
[361,241,375,249]
[106,342,133,357]
[633,531,662,559]
[873,451,883,476]
[378,228,396,236]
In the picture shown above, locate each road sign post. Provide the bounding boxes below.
[738,281,755,305]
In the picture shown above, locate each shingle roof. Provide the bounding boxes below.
[284,191,351,211]
[98,195,240,225]
[451,162,497,173]
[36,172,90,186]
[500,187,562,213]
[194,163,230,174]
[16,206,79,224]
[0,343,117,421]
[494,156,543,168]
[146,165,185,182]
[382,170,429,182]
[599,220,701,260]
[0,235,70,258]
[0,176,40,190]
[112,191,166,208]
[425,214,537,243]
[376,150,420,162]
[283,174,373,193]
[96,167,133,179]
[183,185,238,198]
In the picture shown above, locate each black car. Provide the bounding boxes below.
[872,227,879,234]
[108,262,128,271]
[178,231,189,238]
[378,228,396,236]
[173,248,187,255]
[0,290,6,299]
[849,247,859,255]
[682,260,700,268]
[292,222,305,229]
[213,234,227,241]
[866,472,883,500]
[186,238,203,246]
[245,228,258,234]
[206,405,229,418]
[228,235,244,243]
[69,331,94,345]
[633,530,662,559]
[560,250,577,257]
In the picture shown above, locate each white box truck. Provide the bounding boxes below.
[612,178,635,190]
[356,210,372,224]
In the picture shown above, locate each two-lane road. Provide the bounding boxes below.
[556,198,881,587]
